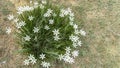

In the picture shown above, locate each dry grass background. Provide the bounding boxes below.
[0,0,120,68]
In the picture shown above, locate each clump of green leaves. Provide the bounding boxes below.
[7,0,86,67]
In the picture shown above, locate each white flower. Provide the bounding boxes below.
[49,19,54,24]
[28,54,37,64]
[2,61,6,64]
[30,1,32,3]
[41,61,50,68]
[41,61,46,67]
[6,27,12,34]
[52,29,60,35]
[39,4,44,9]
[24,35,31,41]
[74,29,79,35]
[58,54,64,61]
[19,21,26,26]
[17,6,34,14]
[34,2,38,6]
[44,9,53,17]
[42,0,47,4]
[77,40,82,46]
[60,13,65,17]
[69,35,79,42]
[33,2,39,8]
[65,47,71,56]
[16,21,26,28]
[44,13,51,17]
[13,18,19,23]
[64,10,69,15]
[65,47,71,52]
[73,24,78,29]
[69,22,73,26]
[72,42,78,48]
[53,35,60,41]
[61,9,69,15]
[72,50,79,58]
[80,30,86,36]
[28,54,34,60]
[63,55,74,64]
[33,27,39,33]
[24,59,30,65]
[44,25,50,30]
[68,57,74,64]
[67,8,72,13]
[69,12,74,17]
[28,16,34,21]
[60,8,73,17]
[8,14,14,20]
[40,53,45,60]
[16,23,21,28]
[31,58,37,64]
[47,9,53,13]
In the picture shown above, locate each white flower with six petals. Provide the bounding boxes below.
[40,53,46,60]
[24,35,31,41]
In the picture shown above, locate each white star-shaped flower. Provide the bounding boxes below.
[73,24,78,29]
[20,21,26,26]
[52,29,60,35]
[65,47,71,52]
[69,12,74,17]
[77,40,82,47]
[34,2,38,6]
[69,35,79,42]
[40,53,45,60]
[53,35,60,41]
[8,14,14,20]
[72,50,79,58]
[69,22,73,26]
[58,54,64,61]
[33,27,39,33]
[69,17,74,22]
[6,27,12,34]
[41,0,47,4]
[74,29,79,35]
[44,13,51,17]
[24,59,30,65]
[72,42,78,48]
[16,21,26,29]
[24,35,31,41]
[13,18,19,23]
[2,61,6,64]
[28,54,34,60]
[80,30,86,36]
[49,19,54,24]
[68,57,74,64]
[28,16,34,21]
[30,1,32,3]
[31,58,37,64]
[41,61,50,68]
[47,9,53,13]
[39,4,44,9]
[63,55,74,64]
[41,61,46,67]
[28,54,37,64]
[44,25,50,30]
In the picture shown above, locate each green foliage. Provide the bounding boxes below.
[17,1,75,60]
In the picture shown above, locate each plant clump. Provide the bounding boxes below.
[6,0,86,68]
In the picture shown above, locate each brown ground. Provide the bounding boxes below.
[0,0,120,68]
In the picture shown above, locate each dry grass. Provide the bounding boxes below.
[0,0,120,68]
